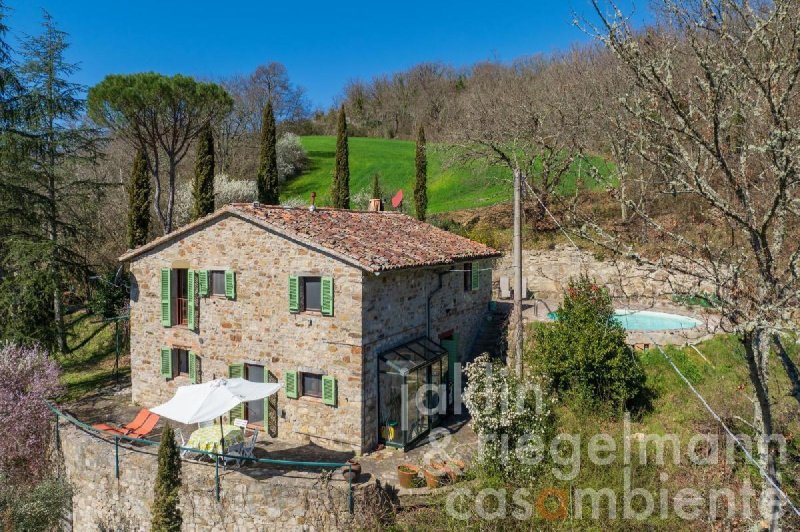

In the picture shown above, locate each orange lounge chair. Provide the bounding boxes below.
[127,413,160,439]
[92,408,151,436]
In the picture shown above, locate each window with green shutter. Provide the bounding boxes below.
[288,276,300,313]
[321,276,334,316]
[224,270,236,299]
[198,270,209,297]
[187,269,196,330]
[188,352,199,383]
[160,269,172,326]
[160,347,172,379]
[471,261,480,291]
[285,370,298,399]
[321,375,337,406]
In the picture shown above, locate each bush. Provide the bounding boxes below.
[276,132,308,181]
[526,275,647,415]
[463,354,555,481]
[0,344,62,481]
[88,269,129,319]
[0,476,72,531]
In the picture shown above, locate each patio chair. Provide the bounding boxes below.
[174,428,197,460]
[239,428,259,463]
[221,442,244,469]
[127,413,160,439]
[92,408,151,436]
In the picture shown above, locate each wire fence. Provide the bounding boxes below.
[47,401,353,509]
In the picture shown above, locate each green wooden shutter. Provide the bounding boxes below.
[441,337,458,390]
[198,270,209,297]
[229,363,244,379]
[228,363,245,421]
[321,276,334,316]
[224,270,236,299]
[471,262,480,291]
[285,370,298,399]
[288,276,300,313]
[160,269,171,327]
[188,351,198,383]
[160,347,172,379]
[322,375,337,406]
[187,269,196,330]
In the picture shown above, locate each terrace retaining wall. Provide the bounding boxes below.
[59,424,389,531]
[494,244,708,305]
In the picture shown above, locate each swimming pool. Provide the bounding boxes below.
[547,309,702,332]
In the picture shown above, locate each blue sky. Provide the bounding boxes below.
[4,0,647,109]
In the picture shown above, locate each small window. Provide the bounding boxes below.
[303,277,322,312]
[301,372,323,398]
[463,263,473,291]
[210,270,227,296]
[172,348,189,378]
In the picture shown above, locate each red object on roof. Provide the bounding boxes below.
[391,189,404,209]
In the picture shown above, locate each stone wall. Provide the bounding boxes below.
[129,213,365,452]
[59,424,387,531]
[494,245,704,305]
[361,262,492,448]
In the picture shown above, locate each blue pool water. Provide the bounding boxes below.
[547,309,702,332]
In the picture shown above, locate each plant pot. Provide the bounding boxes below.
[341,459,361,482]
[445,459,466,480]
[397,464,420,489]
[423,467,448,489]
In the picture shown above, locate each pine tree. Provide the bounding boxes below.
[128,148,151,248]
[1,12,100,352]
[256,100,279,204]
[151,425,182,532]
[331,105,350,209]
[414,125,428,221]
[191,122,215,219]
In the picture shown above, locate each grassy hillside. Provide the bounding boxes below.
[282,136,613,213]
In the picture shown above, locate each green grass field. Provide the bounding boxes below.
[282,136,613,213]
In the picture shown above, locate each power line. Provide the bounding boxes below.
[647,336,800,518]
[523,177,800,518]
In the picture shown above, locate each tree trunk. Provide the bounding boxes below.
[166,160,176,234]
[743,329,782,530]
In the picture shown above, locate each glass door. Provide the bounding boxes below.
[244,364,264,425]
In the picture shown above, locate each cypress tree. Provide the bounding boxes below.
[127,148,151,248]
[371,172,383,200]
[191,122,215,220]
[414,125,428,220]
[151,425,182,532]
[331,105,350,209]
[256,100,279,204]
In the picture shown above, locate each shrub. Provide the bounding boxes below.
[526,275,647,415]
[463,354,555,481]
[0,344,62,481]
[0,476,72,531]
[276,132,308,182]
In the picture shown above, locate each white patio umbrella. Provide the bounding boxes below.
[151,378,282,451]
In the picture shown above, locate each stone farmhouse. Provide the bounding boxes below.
[120,203,500,453]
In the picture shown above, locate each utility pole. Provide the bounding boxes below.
[513,167,524,377]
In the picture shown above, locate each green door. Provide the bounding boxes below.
[440,335,458,410]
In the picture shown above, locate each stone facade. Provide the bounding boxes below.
[59,424,387,531]
[128,212,493,453]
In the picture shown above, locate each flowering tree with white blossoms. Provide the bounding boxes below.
[463,354,555,480]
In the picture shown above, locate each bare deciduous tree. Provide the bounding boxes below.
[576,1,800,526]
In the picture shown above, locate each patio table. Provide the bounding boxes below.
[186,424,244,454]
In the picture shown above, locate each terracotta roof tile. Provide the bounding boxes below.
[119,203,501,272]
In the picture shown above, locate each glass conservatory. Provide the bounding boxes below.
[378,338,449,449]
